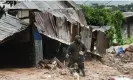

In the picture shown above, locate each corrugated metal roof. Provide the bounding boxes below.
[13,1,72,10]
[89,25,100,29]
[12,1,87,26]
[13,1,82,11]
[45,8,85,26]
[0,14,28,41]
[87,25,110,32]
[67,1,81,10]
[34,11,71,45]
[123,12,133,18]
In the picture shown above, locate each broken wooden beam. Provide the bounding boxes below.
[54,57,66,68]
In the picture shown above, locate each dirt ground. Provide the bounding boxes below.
[0,60,132,80]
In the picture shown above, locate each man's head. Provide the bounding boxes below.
[75,35,81,43]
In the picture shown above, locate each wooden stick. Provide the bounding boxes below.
[54,57,66,68]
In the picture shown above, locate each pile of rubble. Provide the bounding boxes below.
[37,57,70,76]
[121,45,133,63]
[102,44,133,75]
[117,63,133,74]
[38,57,66,69]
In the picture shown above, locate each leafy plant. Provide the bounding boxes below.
[110,11,124,45]
[80,5,124,45]
[81,5,110,26]
[123,37,133,44]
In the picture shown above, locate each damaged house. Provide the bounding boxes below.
[91,26,110,56]
[0,1,92,67]
[122,12,133,38]
[0,14,32,67]
[83,25,110,58]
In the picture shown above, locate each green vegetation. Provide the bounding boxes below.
[123,37,133,45]
[80,5,110,26]
[110,11,123,45]
[80,5,124,45]
[86,3,133,12]
[107,3,133,12]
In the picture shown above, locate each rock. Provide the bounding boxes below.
[118,63,133,74]
[126,45,133,52]
[106,46,115,53]
[44,71,49,74]
[109,76,132,80]
[59,69,68,75]
[121,51,133,63]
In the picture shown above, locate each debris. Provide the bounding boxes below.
[0,61,131,80]
[102,45,133,75]
[59,69,68,75]
[44,71,49,74]
[109,76,133,80]
[125,45,133,52]
[54,57,66,68]
[121,51,133,63]
[40,74,52,79]
[72,70,80,80]
[38,58,57,70]
[117,63,133,74]
[106,46,115,53]
[47,75,52,78]
[114,47,124,56]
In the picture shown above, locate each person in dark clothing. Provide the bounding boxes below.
[66,35,87,76]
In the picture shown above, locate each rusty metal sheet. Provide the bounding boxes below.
[96,31,108,56]
[45,8,86,27]
[0,14,28,42]
[34,12,71,45]
[81,27,92,51]
[13,1,87,27]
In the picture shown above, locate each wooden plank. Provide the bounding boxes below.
[54,57,66,68]
[20,16,29,19]
[87,50,102,57]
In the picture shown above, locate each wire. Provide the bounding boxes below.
[82,0,90,5]
[81,0,112,7]
[104,0,112,6]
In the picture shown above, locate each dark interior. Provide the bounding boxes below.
[90,31,98,52]
[41,34,68,62]
[0,28,34,68]
[0,26,69,68]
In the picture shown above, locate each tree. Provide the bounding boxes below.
[110,11,124,44]
[81,5,111,26]
[107,3,133,12]
[91,3,105,9]
[80,5,124,45]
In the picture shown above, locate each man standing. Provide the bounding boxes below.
[66,35,87,76]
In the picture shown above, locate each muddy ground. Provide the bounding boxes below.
[0,60,132,80]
